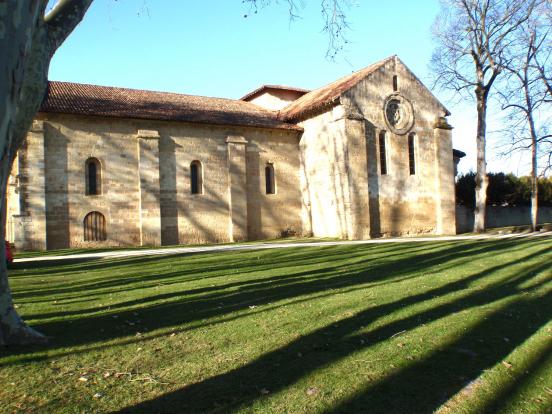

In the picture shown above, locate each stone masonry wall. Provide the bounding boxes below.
[10,121,48,250]
[9,114,302,250]
[341,58,455,236]
[248,90,306,111]
[299,107,351,239]
[7,58,456,249]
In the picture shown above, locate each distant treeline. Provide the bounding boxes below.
[456,172,552,208]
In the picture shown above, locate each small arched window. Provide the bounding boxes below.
[408,133,416,175]
[190,160,203,194]
[85,158,101,195]
[379,131,388,175]
[265,163,275,194]
[83,211,106,241]
[393,75,398,92]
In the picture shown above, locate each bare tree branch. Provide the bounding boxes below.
[243,0,352,59]
[496,0,552,229]
[44,0,94,54]
[430,0,543,232]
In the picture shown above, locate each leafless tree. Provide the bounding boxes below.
[497,4,551,231]
[0,0,352,345]
[431,0,540,232]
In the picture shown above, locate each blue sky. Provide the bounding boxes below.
[48,0,524,175]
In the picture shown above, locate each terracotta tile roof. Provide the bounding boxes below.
[279,56,396,121]
[241,85,310,101]
[40,81,303,131]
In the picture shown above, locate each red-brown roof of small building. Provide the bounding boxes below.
[241,85,311,101]
[40,81,303,131]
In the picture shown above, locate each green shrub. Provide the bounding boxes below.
[456,172,552,208]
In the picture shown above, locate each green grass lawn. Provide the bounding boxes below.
[1,238,551,413]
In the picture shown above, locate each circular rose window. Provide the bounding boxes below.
[383,94,414,135]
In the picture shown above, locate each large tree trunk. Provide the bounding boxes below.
[0,2,50,345]
[473,90,488,233]
[0,158,47,345]
[0,0,93,345]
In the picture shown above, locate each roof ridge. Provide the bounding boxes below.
[47,80,273,109]
[279,55,396,121]
[241,84,311,101]
[41,81,302,131]
[312,55,395,91]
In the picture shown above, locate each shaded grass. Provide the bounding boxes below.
[1,237,551,413]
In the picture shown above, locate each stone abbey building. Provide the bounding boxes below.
[7,56,462,250]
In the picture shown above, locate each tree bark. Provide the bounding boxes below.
[528,108,539,232]
[0,157,46,345]
[0,0,93,345]
[523,31,541,233]
[531,148,538,232]
[474,88,488,233]
[0,1,49,345]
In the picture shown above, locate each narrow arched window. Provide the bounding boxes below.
[379,131,388,175]
[265,163,275,194]
[85,158,101,195]
[393,75,398,92]
[408,133,416,175]
[190,160,203,194]
[83,211,106,241]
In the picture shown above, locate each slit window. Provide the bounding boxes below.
[379,131,388,175]
[190,160,203,194]
[265,163,275,194]
[393,75,398,92]
[83,211,106,241]
[408,133,416,175]
[85,158,101,195]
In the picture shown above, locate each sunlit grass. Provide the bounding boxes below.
[13,237,339,258]
[1,237,551,413]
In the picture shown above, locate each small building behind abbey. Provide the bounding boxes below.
[7,56,460,250]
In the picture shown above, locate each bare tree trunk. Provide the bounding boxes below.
[531,150,538,231]
[474,89,488,233]
[0,158,46,345]
[0,0,93,345]
[0,2,45,345]
[528,112,539,232]
[0,1,50,345]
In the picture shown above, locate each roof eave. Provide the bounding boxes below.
[280,96,341,123]
[241,85,310,102]
[38,110,304,132]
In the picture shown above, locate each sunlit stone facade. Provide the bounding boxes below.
[7,56,457,250]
